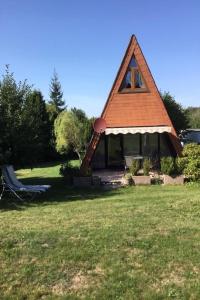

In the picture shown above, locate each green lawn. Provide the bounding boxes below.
[0,163,200,299]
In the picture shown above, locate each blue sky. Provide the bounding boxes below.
[0,0,200,117]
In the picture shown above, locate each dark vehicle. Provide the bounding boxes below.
[180,129,200,146]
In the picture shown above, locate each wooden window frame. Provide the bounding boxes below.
[119,65,149,94]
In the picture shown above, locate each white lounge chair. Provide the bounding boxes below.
[6,165,51,191]
[0,165,51,201]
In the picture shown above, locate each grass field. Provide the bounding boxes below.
[0,162,200,299]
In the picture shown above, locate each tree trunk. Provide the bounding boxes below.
[75,149,82,164]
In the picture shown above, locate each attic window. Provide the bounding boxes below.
[119,56,147,92]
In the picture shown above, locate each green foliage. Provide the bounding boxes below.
[59,161,80,184]
[21,90,51,164]
[0,66,53,166]
[125,173,133,185]
[59,161,92,184]
[47,70,66,158]
[176,157,185,175]
[160,157,176,175]
[0,65,32,165]
[46,102,59,123]
[49,70,65,113]
[54,108,92,161]
[178,143,200,181]
[161,92,188,133]
[130,160,140,176]
[185,107,200,128]
[71,107,93,146]
[143,158,150,176]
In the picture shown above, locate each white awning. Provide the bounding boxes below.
[105,126,172,135]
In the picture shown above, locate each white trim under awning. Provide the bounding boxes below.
[105,126,172,135]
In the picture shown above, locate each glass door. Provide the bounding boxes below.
[142,133,158,158]
[107,135,123,168]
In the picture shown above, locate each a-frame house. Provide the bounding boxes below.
[81,35,182,171]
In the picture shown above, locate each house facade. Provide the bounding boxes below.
[81,35,182,171]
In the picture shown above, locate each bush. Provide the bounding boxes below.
[161,157,176,175]
[175,157,185,175]
[60,161,80,184]
[143,158,150,176]
[125,173,133,185]
[60,161,92,184]
[178,143,200,181]
[130,160,140,176]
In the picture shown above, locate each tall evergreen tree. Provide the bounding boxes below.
[22,90,51,165]
[49,70,65,113]
[47,70,65,159]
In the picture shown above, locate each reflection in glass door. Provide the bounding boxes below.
[142,133,158,158]
[123,134,140,155]
[107,135,123,167]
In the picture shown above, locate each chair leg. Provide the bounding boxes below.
[0,184,5,201]
[9,187,24,201]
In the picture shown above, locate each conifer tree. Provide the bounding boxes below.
[49,70,65,113]
[22,90,51,164]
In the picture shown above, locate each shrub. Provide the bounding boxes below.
[178,143,200,181]
[60,161,92,182]
[143,158,150,176]
[60,161,80,184]
[130,160,140,176]
[160,157,176,175]
[175,157,185,175]
[125,173,133,185]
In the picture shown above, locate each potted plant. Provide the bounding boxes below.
[123,173,133,186]
[161,157,184,185]
[131,159,151,185]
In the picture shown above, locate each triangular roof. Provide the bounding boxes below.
[81,35,182,171]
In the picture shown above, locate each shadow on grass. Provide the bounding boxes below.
[15,161,66,171]
[0,175,122,211]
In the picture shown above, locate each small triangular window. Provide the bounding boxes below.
[119,56,147,92]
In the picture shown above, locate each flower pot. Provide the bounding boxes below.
[73,176,92,187]
[132,175,151,185]
[163,175,184,185]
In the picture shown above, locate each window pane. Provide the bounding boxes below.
[135,70,145,88]
[124,134,140,155]
[107,135,123,167]
[160,133,172,156]
[129,56,137,68]
[142,133,158,157]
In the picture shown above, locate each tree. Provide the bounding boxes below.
[54,109,91,162]
[185,107,200,128]
[49,70,65,113]
[161,92,188,133]
[22,90,51,165]
[71,107,93,146]
[0,65,32,165]
[47,70,65,158]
